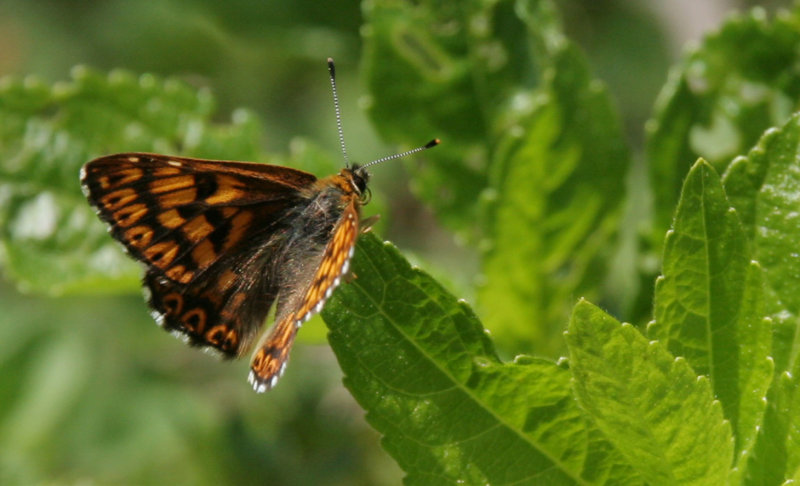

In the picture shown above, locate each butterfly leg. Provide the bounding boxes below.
[359,214,380,233]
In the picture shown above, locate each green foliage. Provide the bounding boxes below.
[0,67,262,294]
[4,0,800,485]
[721,114,800,483]
[650,159,772,464]
[568,300,733,485]
[324,235,639,485]
[646,7,800,240]
[364,0,630,357]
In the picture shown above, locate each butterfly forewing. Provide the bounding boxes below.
[81,153,319,357]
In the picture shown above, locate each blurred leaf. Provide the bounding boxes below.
[363,0,630,355]
[646,7,800,239]
[649,159,772,477]
[323,234,641,485]
[722,115,800,366]
[720,113,800,484]
[481,43,629,355]
[773,363,800,483]
[361,0,543,234]
[566,300,733,486]
[0,67,263,294]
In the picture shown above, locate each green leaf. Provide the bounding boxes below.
[742,356,800,485]
[721,112,800,485]
[0,68,263,294]
[363,0,630,355]
[649,159,772,466]
[323,234,641,485]
[361,0,563,235]
[780,361,800,481]
[722,113,800,372]
[480,40,630,355]
[646,8,800,238]
[566,299,734,486]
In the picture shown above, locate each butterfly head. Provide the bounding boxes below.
[340,138,440,199]
[342,164,371,204]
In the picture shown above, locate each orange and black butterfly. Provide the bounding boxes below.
[80,59,438,392]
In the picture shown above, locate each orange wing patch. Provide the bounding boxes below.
[294,203,359,325]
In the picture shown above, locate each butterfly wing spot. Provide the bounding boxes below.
[165,265,194,284]
[163,293,184,315]
[125,225,154,248]
[160,187,198,209]
[216,270,238,293]
[150,175,196,195]
[223,328,239,352]
[144,241,180,267]
[127,156,140,163]
[191,239,218,269]
[204,324,239,353]
[79,173,91,198]
[205,324,227,346]
[170,329,191,344]
[98,167,144,189]
[101,188,138,211]
[157,209,187,229]
[182,308,207,334]
[151,310,165,327]
[249,315,298,392]
[203,174,246,205]
[114,204,148,227]
[152,167,182,177]
[222,210,253,251]
[181,214,214,243]
[167,159,182,167]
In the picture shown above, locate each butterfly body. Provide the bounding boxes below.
[82,153,366,391]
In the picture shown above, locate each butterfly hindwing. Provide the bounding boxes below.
[249,201,360,392]
[145,261,277,357]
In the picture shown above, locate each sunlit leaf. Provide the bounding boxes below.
[567,300,733,486]
[323,234,640,485]
[649,159,772,478]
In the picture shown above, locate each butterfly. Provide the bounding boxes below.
[80,58,438,392]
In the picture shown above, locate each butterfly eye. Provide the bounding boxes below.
[360,187,372,205]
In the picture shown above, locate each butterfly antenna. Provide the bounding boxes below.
[327,58,351,167]
[360,138,441,170]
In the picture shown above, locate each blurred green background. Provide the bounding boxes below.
[0,1,791,484]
